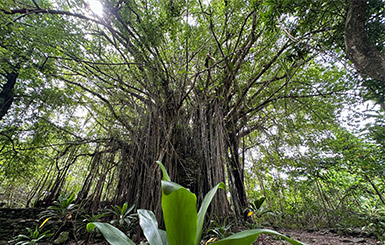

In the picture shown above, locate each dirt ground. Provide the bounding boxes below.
[28,228,382,245]
[261,228,381,245]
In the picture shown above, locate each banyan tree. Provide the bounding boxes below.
[1,0,363,221]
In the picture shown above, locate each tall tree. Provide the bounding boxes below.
[0,0,362,220]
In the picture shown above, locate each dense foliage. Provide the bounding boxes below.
[1,0,385,242]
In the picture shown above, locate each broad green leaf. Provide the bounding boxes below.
[157,161,171,181]
[86,222,135,245]
[162,180,197,245]
[138,209,168,245]
[195,182,226,245]
[161,180,185,195]
[211,229,306,245]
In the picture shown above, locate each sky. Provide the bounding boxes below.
[88,0,104,16]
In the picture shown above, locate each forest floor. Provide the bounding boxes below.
[6,229,380,245]
[1,208,381,244]
[261,228,381,245]
[64,229,380,245]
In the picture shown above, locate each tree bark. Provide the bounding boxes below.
[345,0,385,82]
[228,131,249,220]
[0,72,18,121]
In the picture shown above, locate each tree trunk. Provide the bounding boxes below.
[0,72,18,121]
[227,131,249,220]
[345,0,385,82]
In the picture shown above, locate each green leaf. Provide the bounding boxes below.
[211,229,306,245]
[253,197,266,210]
[86,223,96,233]
[86,222,135,245]
[26,227,33,235]
[157,161,171,181]
[195,182,225,245]
[32,229,39,239]
[161,180,185,195]
[17,234,30,240]
[121,203,128,214]
[138,209,168,245]
[161,180,197,245]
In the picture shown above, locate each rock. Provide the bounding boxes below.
[341,238,353,243]
[352,238,366,243]
[319,230,328,235]
[53,231,69,244]
[351,228,362,236]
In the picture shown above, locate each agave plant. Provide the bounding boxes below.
[87,162,306,245]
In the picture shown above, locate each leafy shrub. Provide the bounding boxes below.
[40,193,77,221]
[87,162,306,245]
[360,203,385,241]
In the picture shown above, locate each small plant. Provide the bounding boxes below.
[207,216,234,240]
[87,162,306,245]
[249,197,266,213]
[246,196,274,227]
[39,193,78,241]
[76,212,109,233]
[16,218,53,245]
[107,202,137,231]
[76,212,110,242]
[84,212,109,222]
[41,193,77,221]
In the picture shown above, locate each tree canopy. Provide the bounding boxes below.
[0,0,384,226]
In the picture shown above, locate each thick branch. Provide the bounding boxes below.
[3,8,101,24]
[345,0,385,82]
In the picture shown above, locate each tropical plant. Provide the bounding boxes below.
[87,162,305,245]
[207,216,234,240]
[41,193,77,221]
[83,212,108,223]
[249,197,266,213]
[38,193,78,241]
[16,218,53,245]
[360,203,385,241]
[76,211,109,232]
[246,196,274,227]
[75,211,110,243]
[107,202,137,231]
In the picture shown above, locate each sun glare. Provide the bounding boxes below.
[88,0,104,16]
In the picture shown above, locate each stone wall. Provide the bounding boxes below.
[0,208,43,244]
